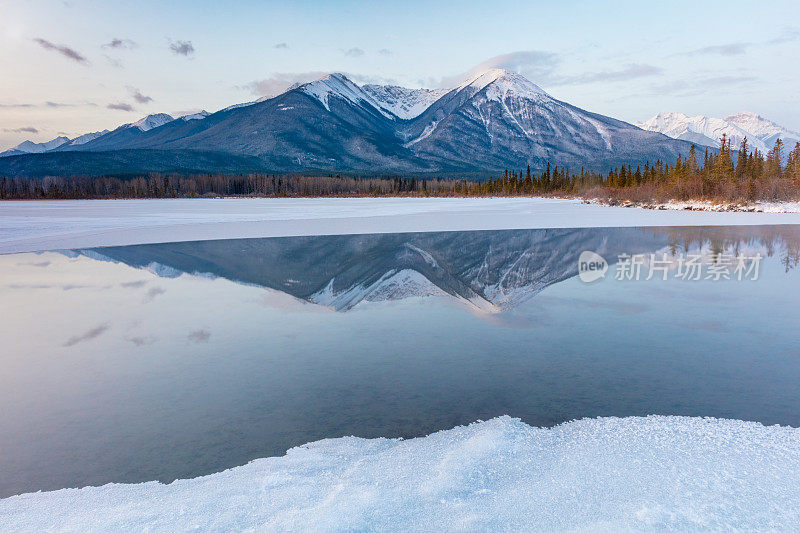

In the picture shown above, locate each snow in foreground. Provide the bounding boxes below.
[3,197,800,255]
[2,416,799,532]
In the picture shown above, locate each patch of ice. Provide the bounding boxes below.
[2,415,799,531]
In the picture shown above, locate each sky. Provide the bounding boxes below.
[1,0,799,149]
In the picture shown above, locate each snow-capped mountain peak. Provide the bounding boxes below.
[298,73,394,119]
[458,68,550,100]
[637,112,768,152]
[14,136,70,153]
[179,110,210,121]
[128,113,175,132]
[724,112,800,147]
[67,130,110,146]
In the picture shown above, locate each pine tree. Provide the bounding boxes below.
[766,138,785,178]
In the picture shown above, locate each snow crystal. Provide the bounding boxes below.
[1,415,799,531]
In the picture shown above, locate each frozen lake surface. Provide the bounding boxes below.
[4,197,800,254]
[2,225,800,529]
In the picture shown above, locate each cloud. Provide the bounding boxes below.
[143,286,165,302]
[378,49,392,56]
[128,87,153,104]
[343,47,365,57]
[45,101,74,108]
[104,55,124,68]
[633,74,757,99]
[0,103,35,108]
[103,38,137,50]
[680,43,751,56]
[243,71,328,97]
[274,42,289,49]
[4,126,39,133]
[552,63,662,86]
[126,335,155,347]
[188,328,210,343]
[34,38,88,64]
[439,50,562,88]
[120,280,147,288]
[767,27,800,45]
[63,323,109,347]
[107,102,135,112]
[169,40,195,56]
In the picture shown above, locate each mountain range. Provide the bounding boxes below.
[637,111,800,157]
[1,69,710,177]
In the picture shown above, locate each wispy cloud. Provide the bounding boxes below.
[768,26,800,45]
[128,87,153,104]
[4,126,39,133]
[103,38,137,50]
[63,323,109,347]
[343,47,365,57]
[107,102,134,112]
[552,63,662,85]
[274,42,289,49]
[439,50,561,88]
[34,38,88,64]
[378,49,393,56]
[143,286,165,302]
[634,74,757,99]
[679,43,751,57]
[0,103,36,108]
[243,71,327,97]
[169,40,195,56]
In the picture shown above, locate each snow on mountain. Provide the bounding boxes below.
[12,136,70,153]
[0,132,108,157]
[0,70,694,172]
[725,112,800,149]
[298,73,394,119]
[67,130,110,146]
[458,68,550,101]
[362,85,449,119]
[637,111,800,154]
[179,110,210,121]
[128,113,175,132]
[637,112,762,152]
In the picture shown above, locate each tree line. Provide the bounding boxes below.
[2,136,799,202]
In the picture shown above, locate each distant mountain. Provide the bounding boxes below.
[638,111,800,156]
[724,112,800,151]
[1,70,694,176]
[1,130,109,157]
[0,136,70,157]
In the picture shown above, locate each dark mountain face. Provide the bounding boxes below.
[0,70,695,177]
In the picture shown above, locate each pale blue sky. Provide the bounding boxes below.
[1,0,799,149]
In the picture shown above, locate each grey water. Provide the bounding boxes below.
[1,225,800,498]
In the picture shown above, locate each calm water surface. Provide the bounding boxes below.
[1,225,799,497]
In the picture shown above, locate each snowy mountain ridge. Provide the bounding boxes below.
[637,111,799,154]
[0,69,694,172]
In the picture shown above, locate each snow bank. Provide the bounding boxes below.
[589,198,800,213]
[2,415,799,531]
[3,197,800,255]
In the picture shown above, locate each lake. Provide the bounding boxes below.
[1,225,799,498]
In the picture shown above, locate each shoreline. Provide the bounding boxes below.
[2,414,798,530]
